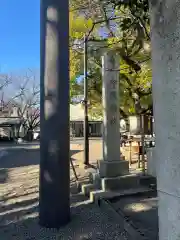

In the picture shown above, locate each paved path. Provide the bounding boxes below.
[109,191,158,239]
[0,145,131,239]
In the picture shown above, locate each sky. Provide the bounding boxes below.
[0,0,40,72]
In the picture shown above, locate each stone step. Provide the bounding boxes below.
[81,173,156,199]
[89,171,156,191]
[139,174,157,189]
[101,173,142,191]
[71,179,90,194]
[90,187,153,203]
[81,183,100,196]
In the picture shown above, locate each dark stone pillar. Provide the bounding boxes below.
[39,0,70,228]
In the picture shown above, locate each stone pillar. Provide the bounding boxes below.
[149,1,180,239]
[99,51,129,181]
[39,0,70,228]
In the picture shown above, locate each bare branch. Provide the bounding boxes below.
[0,70,40,134]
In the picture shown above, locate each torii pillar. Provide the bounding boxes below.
[149,0,180,238]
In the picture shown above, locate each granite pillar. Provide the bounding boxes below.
[149,0,180,238]
[99,51,129,180]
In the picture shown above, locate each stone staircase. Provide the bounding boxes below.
[80,169,157,203]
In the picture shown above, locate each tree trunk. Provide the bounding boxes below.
[149,1,180,239]
[27,127,33,141]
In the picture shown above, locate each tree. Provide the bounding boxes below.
[69,11,93,80]
[69,0,152,118]
[1,70,40,139]
[0,73,12,104]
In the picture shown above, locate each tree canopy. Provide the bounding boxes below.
[69,0,152,118]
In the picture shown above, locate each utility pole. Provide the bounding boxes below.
[39,0,70,228]
[83,35,89,165]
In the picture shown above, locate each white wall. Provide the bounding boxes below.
[70,104,84,121]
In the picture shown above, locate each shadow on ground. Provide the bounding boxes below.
[0,148,40,169]
[0,168,9,183]
[110,190,158,239]
[0,145,131,239]
[0,190,129,240]
[0,148,82,169]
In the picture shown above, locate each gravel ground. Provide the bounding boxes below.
[0,146,131,240]
[0,197,130,239]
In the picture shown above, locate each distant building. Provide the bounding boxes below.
[0,101,39,139]
[70,103,101,121]
[0,103,22,138]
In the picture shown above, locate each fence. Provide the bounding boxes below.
[70,115,154,138]
[121,115,155,174]
[70,121,102,137]
[70,115,155,175]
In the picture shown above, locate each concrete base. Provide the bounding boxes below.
[80,170,156,203]
[102,174,140,191]
[98,160,129,178]
[101,173,157,191]
[80,158,156,203]
[82,172,156,195]
[90,187,152,203]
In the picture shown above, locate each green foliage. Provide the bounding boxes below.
[69,0,152,118]
[70,76,83,102]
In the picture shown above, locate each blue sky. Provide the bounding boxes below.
[0,0,40,72]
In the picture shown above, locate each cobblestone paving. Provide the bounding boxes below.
[0,146,131,240]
